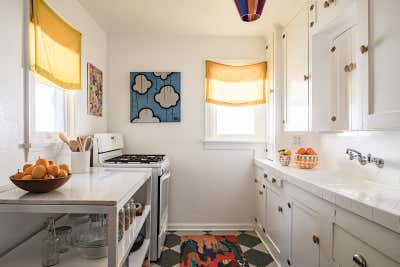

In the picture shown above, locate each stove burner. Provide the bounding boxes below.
[105,154,165,164]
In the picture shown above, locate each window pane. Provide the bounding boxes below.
[216,105,255,135]
[35,81,65,133]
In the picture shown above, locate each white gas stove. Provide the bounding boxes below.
[92,133,170,261]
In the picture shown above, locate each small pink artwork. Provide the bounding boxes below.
[87,63,103,117]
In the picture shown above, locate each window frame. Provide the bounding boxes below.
[204,59,267,148]
[28,71,74,149]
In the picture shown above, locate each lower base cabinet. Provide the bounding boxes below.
[289,200,320,267]
[333,226,399,267]
[266,187,290,263]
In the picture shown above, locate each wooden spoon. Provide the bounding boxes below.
[69,140,81,152]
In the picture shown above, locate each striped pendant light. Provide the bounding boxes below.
[234,0,266,22]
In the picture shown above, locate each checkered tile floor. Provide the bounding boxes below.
[151,231,277,267]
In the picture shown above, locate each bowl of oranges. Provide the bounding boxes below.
[10,158,71,193]
[295,147,319,169]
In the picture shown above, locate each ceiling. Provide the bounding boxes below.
[78,0,308,37]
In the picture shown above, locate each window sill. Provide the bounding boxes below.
[202,138,266,150]
[22,140,66,152]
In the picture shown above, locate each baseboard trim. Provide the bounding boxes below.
[168,223,254,231]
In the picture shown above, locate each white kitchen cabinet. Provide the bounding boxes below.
[359,0,400,129]
[266,187,290,262]
[313,0,354,33]
[289,200,320,267]
[255,176,267,233]
[283,5,310,131]
[333,226,400,267]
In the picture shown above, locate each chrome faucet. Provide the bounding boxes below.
[346,148,384,168]
[346,148,367,165]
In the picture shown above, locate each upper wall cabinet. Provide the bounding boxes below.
[283,6,310,132]
[311,0,362,131]
[284,0,400,132]
[359,0,400,130]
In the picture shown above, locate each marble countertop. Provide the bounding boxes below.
[254,158,400,233]
[0,168,152,206]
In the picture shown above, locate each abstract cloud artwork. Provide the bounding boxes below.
[87,63,103,116]
[130,72,181,123]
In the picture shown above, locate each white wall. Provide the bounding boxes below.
[107,34,266,228]
[0,0,107,255]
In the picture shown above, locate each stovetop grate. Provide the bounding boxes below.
[105,154,165,164]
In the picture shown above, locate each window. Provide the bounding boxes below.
[29,73,74,144]
[204,60,267,144]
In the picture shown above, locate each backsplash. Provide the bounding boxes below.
[277,131,400,186]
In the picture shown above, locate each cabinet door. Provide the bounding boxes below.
[330,26,361,131]
[266,188,290,261]
[359,0,400,129]
[257,182,267,233]
[289,201,320,267]
[283,6,310,131]
[255,178,261,225]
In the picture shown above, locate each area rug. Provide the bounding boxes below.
[180,235,249,267]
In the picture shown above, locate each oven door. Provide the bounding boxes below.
[158,171,170,254]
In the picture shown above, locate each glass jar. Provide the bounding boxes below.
[66,214,89,246]
[124,203,131,231]
[118,209,124,241]
[55,226,72,253]
[42,218,60,267]
[129,198,136,228]
[76,214,108,259]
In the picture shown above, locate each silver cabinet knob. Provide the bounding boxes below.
[353,254,367,267]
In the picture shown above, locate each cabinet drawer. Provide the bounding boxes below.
[333,226,400,267]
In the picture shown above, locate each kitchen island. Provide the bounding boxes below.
[0,167,152,267]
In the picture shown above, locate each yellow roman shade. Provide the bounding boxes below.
[30,0,82,90]
[205,60,267,106]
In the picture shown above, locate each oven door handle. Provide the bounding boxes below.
[161,171,171,182]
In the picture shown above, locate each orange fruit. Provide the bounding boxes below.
[22,175,32,180]
[58,169,68,178]
[44,174,55,179]
[306,147,317,155]
[47,165,60,177]
[32,165,47,179]
[48,160,55,166]
[59,164,71,175]
[296,147,306,155]
[36,158,49,168]
[23,163,33,172]
[13,171,24,179]
[23,165,34,175]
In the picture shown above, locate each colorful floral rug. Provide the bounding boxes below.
[180,235,249,267]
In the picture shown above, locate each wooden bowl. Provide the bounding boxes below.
[9,175,71,193]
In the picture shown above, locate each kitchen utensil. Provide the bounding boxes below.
[10,175,71,193]
[83,136,93,151]
[77,137,84,152]
[69,140,81,152]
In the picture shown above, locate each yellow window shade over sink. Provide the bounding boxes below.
[30,0,82,90]
[205,60,267,106]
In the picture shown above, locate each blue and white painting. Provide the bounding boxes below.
[130,72,181,123]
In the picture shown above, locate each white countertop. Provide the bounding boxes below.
[0,168,152,206]
[254,158,400,233]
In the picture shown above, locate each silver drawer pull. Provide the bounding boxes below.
[353,254,367,267]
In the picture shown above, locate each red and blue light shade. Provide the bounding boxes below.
[234,0,267,22]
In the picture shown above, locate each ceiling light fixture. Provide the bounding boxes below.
[234,0,266,22]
